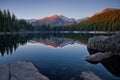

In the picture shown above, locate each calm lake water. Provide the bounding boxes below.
[0,33,120,80]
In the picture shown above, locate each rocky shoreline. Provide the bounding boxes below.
[85,33,120,78]
[0,61,103,80]
[86,33,120,63]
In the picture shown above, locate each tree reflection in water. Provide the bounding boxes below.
[0,33,95,56]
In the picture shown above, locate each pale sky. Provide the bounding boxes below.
[0,0,120,19]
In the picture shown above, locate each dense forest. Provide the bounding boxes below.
[0,9,33,32]
[0,9,120,32]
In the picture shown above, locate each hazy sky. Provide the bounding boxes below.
[0,0,120,19]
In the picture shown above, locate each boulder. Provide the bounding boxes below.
[87,33,120,53]
[87,33,120,63]
[86,52,113,63]
[80,71,102,80]
[0,61,49,80]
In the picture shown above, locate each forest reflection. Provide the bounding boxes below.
[0,33,100,56]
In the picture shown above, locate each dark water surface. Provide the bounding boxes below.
[0,33,120,80]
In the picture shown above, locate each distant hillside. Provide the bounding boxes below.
[81,8,120,24]
[77,8,120,31]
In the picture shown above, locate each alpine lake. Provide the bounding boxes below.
[0,33,120,80]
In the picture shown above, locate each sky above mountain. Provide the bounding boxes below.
[0,0,120,19]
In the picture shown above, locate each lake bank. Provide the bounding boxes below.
[0,31,119,35]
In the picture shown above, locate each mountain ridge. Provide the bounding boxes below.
[26,15,87,26]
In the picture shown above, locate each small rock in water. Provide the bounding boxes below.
[80,71,102,80]
[86,52,113,63]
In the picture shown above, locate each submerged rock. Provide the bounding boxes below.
[80,71,102,80]
[0,61,49,80]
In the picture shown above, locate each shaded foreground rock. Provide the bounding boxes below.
[101,56,120,77]
[86,33,120,77]
[80,71,102,80]
[0,61,49,80]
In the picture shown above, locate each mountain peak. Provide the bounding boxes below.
[94,8,119,16]
[50,14,67,19]
[39,15,59,22]
[50,15,59,19]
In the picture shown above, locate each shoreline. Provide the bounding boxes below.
[0,31,119,35]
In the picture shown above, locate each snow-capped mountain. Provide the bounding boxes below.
[58,15,76,22]
[26,15,76,26]
[26,15,87,26]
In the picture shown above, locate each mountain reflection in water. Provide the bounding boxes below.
[0,33,91,56]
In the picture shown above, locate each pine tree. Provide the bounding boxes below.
[0,9,2,32]
[7,9,12,32]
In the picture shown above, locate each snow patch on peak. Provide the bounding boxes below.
[58,15,76,22]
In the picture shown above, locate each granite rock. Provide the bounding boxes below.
[0,61,49,80]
